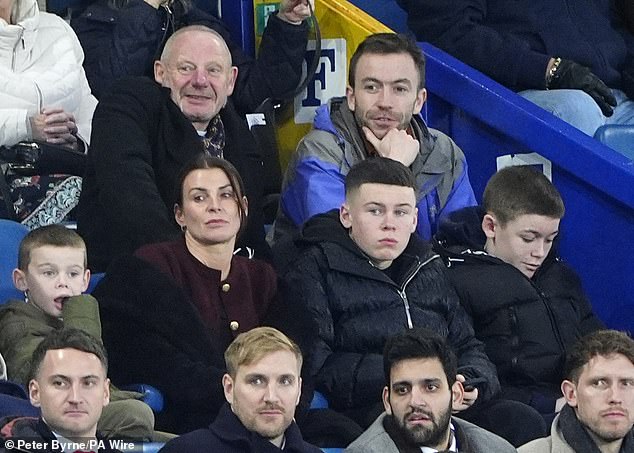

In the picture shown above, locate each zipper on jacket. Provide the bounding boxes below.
[531,281,566,354]
[11,27,25,72]
[397,288,414,329]
[397,254,440,329]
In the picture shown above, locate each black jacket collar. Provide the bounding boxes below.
[211,404,308,452]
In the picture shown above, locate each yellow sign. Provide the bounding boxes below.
[253,0,391,169]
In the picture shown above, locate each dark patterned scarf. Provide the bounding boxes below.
[201,115,225,158]
[559,403,634,453]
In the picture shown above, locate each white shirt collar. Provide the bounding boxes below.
[419,422,457,453]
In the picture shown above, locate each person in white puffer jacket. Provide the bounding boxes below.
[0,0,97,150]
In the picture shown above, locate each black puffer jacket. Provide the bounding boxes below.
[434,206,604,413]
[279,211,499,412]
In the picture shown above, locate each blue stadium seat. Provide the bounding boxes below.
[87,272,105,293]
[0,220,29,304]
[321,449,344,453]
[0,381,40,418]
[141,443,164,453]
[125,442,164,452]
[348,0,409,33]
[310,391,329,409]
[594,125,634,160]
[120,384,165,413]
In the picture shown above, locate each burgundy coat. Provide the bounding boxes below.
[135,238,277,348]
[94,238,278,434]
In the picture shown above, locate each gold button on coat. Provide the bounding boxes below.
[230,321,239,331]
[221,283,231,292]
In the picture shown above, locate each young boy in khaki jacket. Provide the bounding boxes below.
[0,225,155,440]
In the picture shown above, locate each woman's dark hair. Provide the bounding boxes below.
[174,153,248,237]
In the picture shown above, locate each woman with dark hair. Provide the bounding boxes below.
[93,154,279,434]
[70,0,312,109]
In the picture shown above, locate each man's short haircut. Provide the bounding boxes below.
[564,330,634,384]
[18,224,87,271]
[29,328,108,381]
[345,157,418,197]
[160,25,231,65]
[348,33,426,90]
[383,328,457,387]
[224,327,302,378]
[483,166,565,226]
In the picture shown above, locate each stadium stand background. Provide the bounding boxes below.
[221,0,634,331]
[36,0,633,337]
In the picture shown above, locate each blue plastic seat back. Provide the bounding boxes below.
[119,384,165,413]
[0,220,29,304]
[594,125,634,159]
[310,391,329,409]
[348,0,409,33]
[122,442,164,452]
[141,443,165,453]
[87,272,105,294]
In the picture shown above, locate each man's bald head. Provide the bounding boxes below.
[154,25,238,131]
[160,25,233,67]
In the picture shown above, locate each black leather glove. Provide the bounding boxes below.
[548,59,617,117]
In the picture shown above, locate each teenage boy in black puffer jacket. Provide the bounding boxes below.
[434,166,604,423]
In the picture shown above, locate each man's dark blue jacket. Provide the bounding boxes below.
[398,0,634,91]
